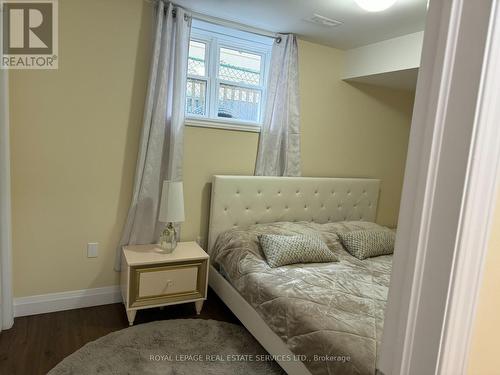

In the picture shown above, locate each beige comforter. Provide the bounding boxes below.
[210,221,392,375]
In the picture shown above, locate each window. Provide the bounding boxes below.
[185,20,273,131]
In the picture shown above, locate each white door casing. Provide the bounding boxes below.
[379,0,500,374]
[0,63,14,330]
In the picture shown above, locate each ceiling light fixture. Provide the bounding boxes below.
[354,0,397,12]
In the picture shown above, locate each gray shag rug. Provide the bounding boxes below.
[48,319,285,375]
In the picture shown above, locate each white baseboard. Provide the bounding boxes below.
[14,286,122,317]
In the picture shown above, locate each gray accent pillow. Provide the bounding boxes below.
[338,229,395,260]
[259,234,338,267]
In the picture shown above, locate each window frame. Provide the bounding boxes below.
[186,37,210,119]
[185,23,273,132]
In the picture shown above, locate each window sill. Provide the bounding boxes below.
[185,118,261,133]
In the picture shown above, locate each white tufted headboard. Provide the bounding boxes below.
[207,175,380,252]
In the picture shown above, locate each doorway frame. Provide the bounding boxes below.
[0,67,14,330]
[379,0,500,374]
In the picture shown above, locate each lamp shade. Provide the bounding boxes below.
[158,181,185,223]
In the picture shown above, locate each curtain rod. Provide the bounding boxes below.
[148,0,282,43]
[190,11,282,43]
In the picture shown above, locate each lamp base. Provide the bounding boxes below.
[160,223,177,253]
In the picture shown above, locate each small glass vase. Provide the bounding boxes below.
[160,223,177,253]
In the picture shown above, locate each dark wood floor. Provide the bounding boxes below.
[0,288,240,375]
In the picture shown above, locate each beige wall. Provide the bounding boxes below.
[10,0,414,297]
[467,190,500,375]
[298,40,414,226]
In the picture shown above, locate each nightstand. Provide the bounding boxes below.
[120,241,209,326]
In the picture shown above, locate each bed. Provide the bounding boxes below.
[206,176,391,375]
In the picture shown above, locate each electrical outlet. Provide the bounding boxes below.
[87,242,98,258]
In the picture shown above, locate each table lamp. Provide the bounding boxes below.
[158,181,185,253]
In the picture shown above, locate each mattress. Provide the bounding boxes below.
[210,221,393,375]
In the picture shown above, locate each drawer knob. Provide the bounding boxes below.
[161,280,173,293]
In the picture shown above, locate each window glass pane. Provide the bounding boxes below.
[218,47,261,86]
[186,78,207,116]
[188,40,206,76]
[217,83,261,122]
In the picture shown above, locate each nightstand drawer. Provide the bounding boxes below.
[138,266,198,297]
[129,260,208,308]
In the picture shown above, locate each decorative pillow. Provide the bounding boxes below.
[259,234,338,267]
[337,229,395,260]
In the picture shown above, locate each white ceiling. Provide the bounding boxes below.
[176,0,428,49]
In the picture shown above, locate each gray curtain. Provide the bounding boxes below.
[115,2,191,270]
[255,34,301,176]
